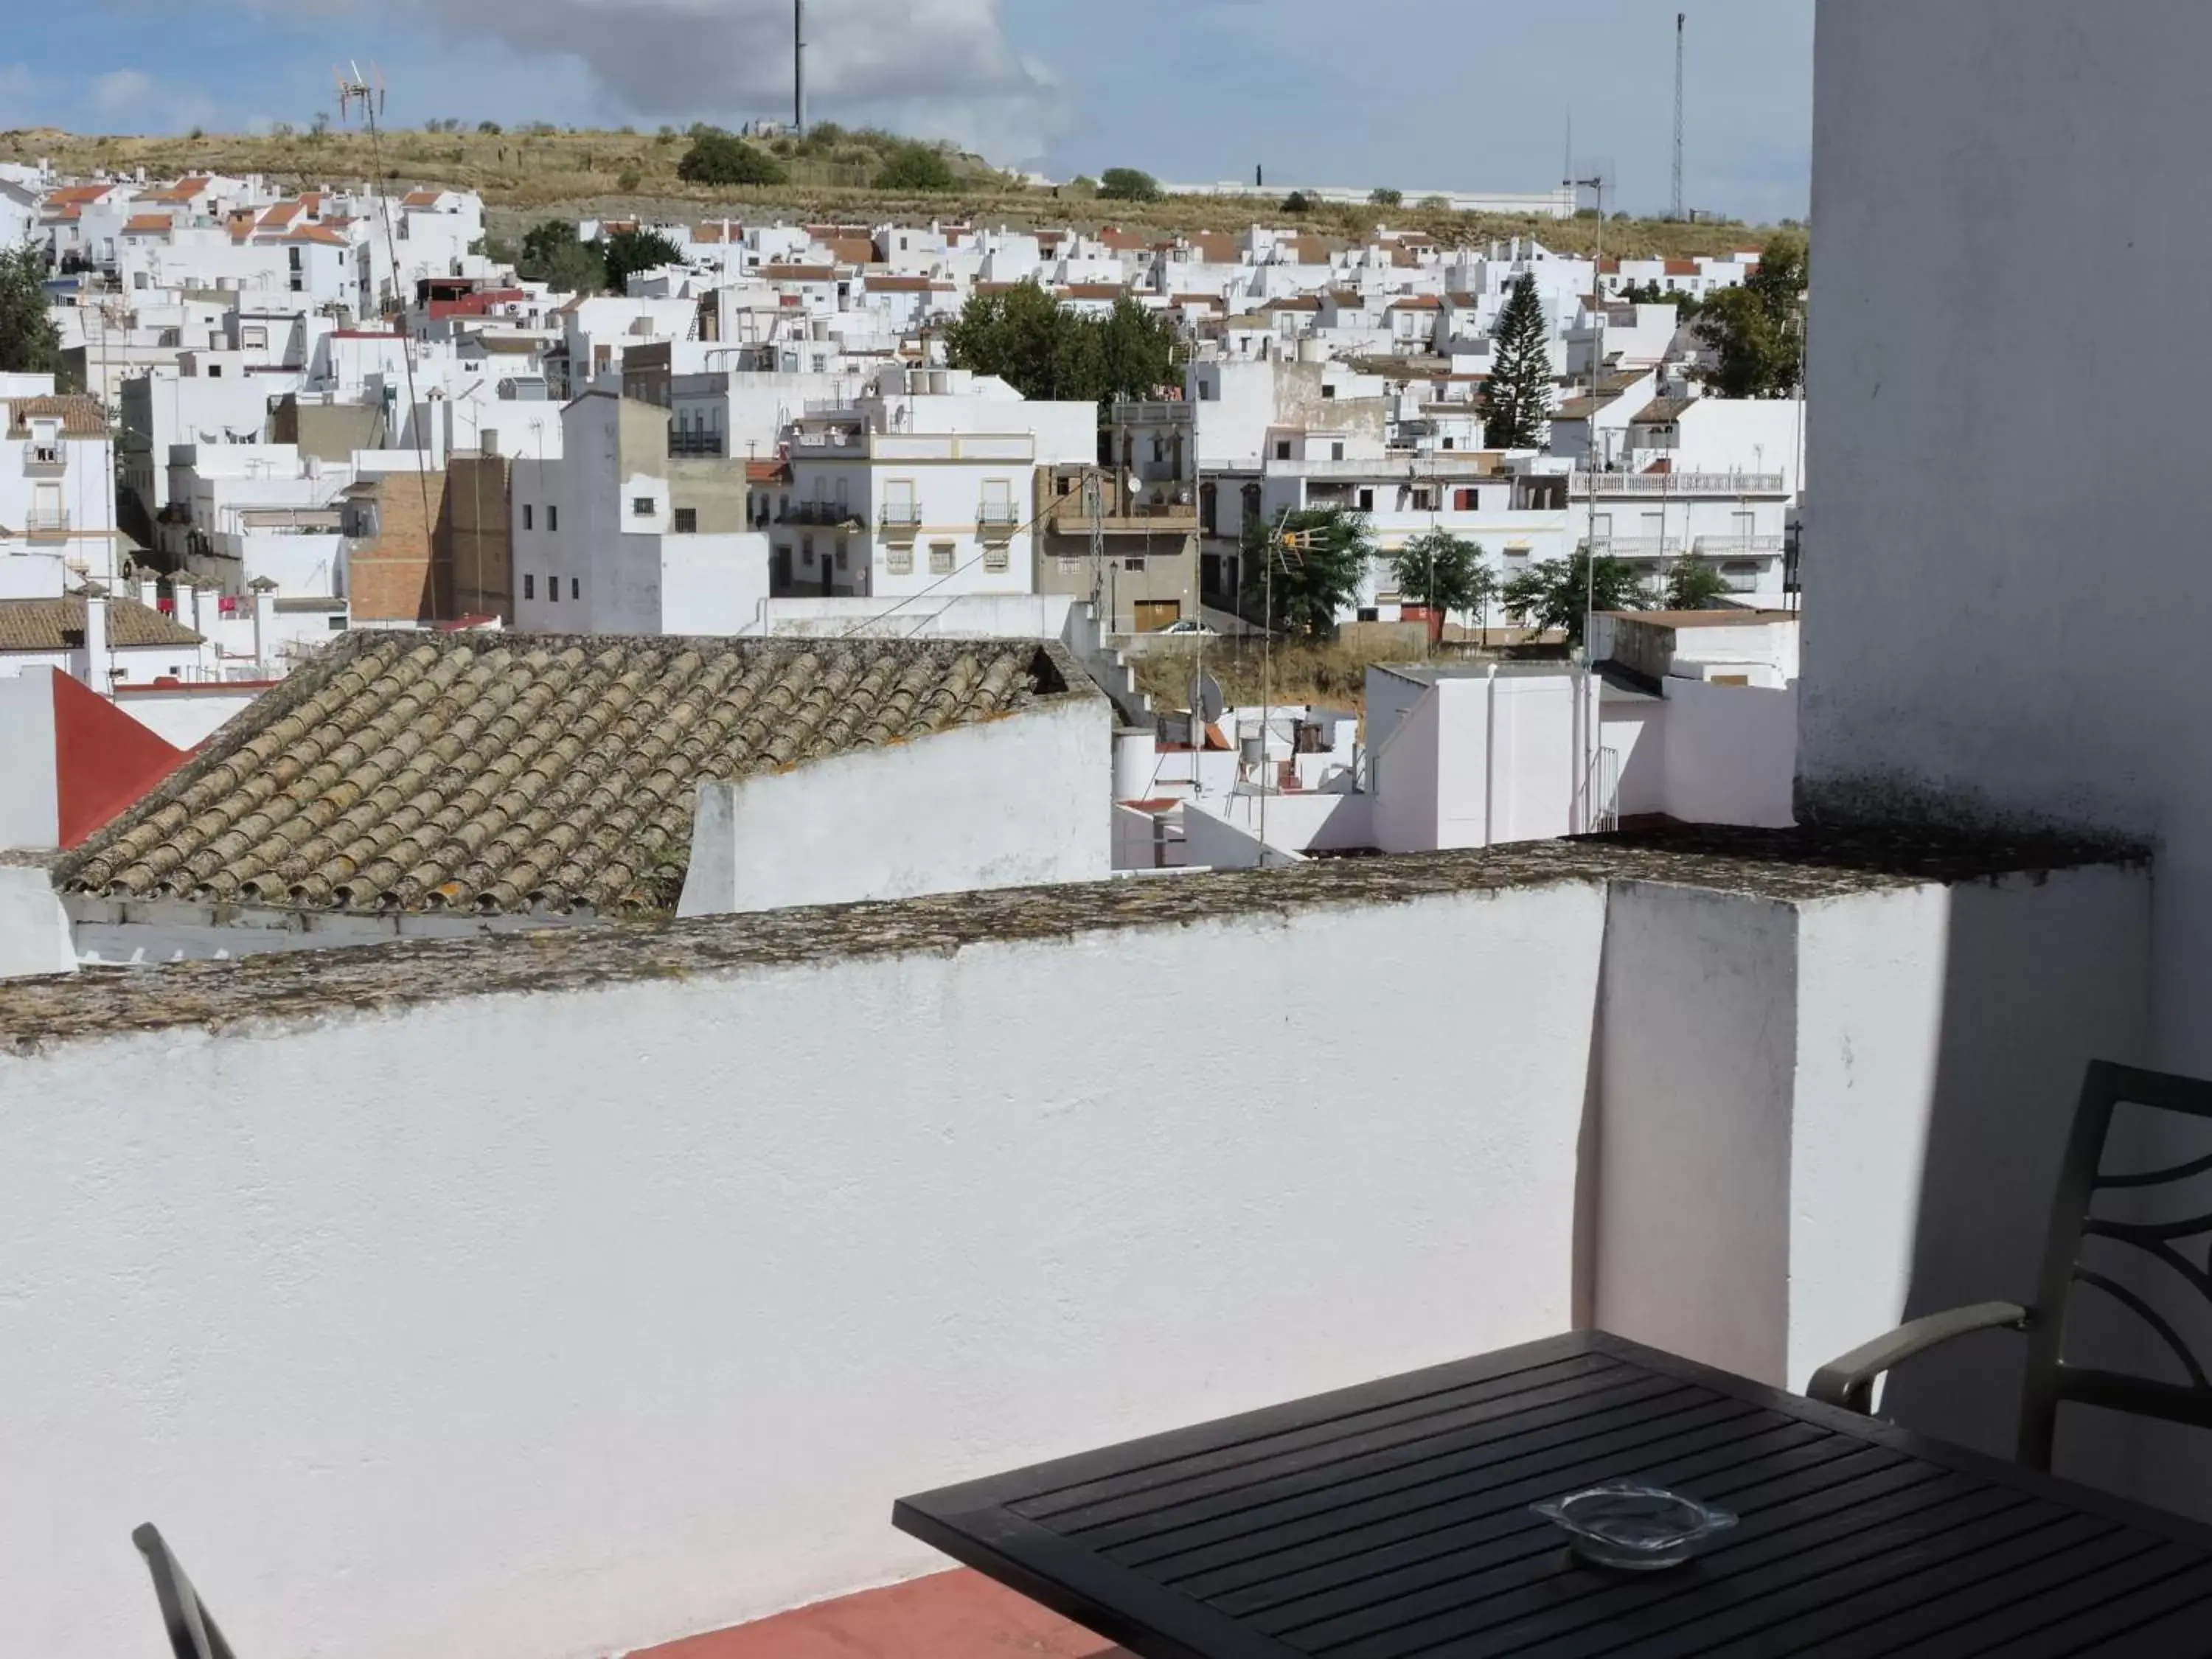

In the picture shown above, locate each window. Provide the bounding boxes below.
[524,574,535,599]
[1274,440,1292,461]
[1443,437,1455,451]
[523,504,534,530]
[548,575,559,603]
[1332,442,1346,461]
[929,541,956,575]
[571,577,580,599]
[887,545,914,576]
[1198,380,1217,402]
[633,497,654,518]
[1357,487,1374,512]
[1453,487,1478,511]
[1321,385,1336,400]
[547,505,558,532]
[801,535,815,565]
[835,539,849,571]
[1152,436,1166,462]
[1357,607,1380,622]
[1123,557,1147,572]
[673,507,698,534]
[983,545,1009,574]
[207,364,223,378]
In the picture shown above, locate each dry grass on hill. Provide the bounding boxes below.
[0,124,1783,258]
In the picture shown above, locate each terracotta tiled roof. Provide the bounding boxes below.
[122,212,173,234]
[46,184,113,207]
[258,201,302,229]
[1630,396,1698,425]
[1060,283,1127,300]
[278,224,349,246]
[401,189,443,208]
[745,459,791,484]
[1260,295,1321,313]
[1388,295,1441,310]
[0,595,202,653]
[1098,227,1148,252]
[823,235,877,265]
[762,264,838,282]
[59,633,1071,916]
[866,275,938,293]
[1664,260,1701,276]
[8,394,108,437]
[1186,232,1237,262]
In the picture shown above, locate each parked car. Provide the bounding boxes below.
[1159,619,1220,636]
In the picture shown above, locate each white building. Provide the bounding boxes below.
[0,388,119,597]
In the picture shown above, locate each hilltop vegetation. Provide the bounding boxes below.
[0,123,1787,260]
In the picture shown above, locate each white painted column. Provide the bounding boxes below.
[78,580,111,695]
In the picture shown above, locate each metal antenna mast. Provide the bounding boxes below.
[794,0,807,136]
[1672,13,1687,222]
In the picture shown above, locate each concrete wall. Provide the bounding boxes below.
[0,669,57,849]
[659,532,771,636]
[0,866,72,979]
[679,697,1110,917]
[1663,681,1798,829]
[1598,882,1798,1384]
[0,879,1607,1659]
[1803,0,2208,1067]
[110,684,262,751]
[760,594,1074,640]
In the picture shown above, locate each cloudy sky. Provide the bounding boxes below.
[1,0,1815,220]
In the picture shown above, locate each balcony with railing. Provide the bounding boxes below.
[25,444,67,476]
[1694,534,1787,556]
[1571,470,1789,497]
[1039,488,1200,536]
[781,500,858,526]
[877,502,922,541]
[977,501,1020,542]
[24,507,71,539]
[668,430,726,458]
[1587,535,1688,560]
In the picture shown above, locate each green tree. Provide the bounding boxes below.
[678,129,787,186]
[1503,549,1648,649]
[1664,556,1732,611]
[477,120,503,135]
[516,220,605,294]
[1418,195,1451,210]
[1281,190,1312,214]
[1242,506,1372,640]
[1693,231,1806,397]
[942,284,1182,406]
[0,245,62,378]
[1098,167,1161,202]
[1481,272,1554,449]
[1370,187,1403,208]
[1390,529,1497,639]
[872,141,958,192]
[599,226,684,292]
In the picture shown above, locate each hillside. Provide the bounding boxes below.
[0,125,1784,260]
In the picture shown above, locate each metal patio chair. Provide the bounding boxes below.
[132,1523,240,1659]
[1811,1059,2212,1471]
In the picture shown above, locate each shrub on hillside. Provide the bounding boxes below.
[678,129,788,186]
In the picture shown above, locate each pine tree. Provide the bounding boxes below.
[1481,273,1554,450]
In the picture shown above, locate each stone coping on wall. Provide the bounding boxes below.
[0,826,2144,1051]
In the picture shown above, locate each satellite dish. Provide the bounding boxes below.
[1189,670,1225,726]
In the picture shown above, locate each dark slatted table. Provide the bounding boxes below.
[892,1330,2212,1659]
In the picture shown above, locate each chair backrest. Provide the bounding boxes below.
[131,1523,240,1659]
[2020,1060,2212,1470]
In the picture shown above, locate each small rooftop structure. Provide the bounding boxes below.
[58,632,1072,918]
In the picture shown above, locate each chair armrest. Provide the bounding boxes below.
[1807,1301,2033,1415]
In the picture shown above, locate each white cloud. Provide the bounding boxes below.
[215,0,1069,162]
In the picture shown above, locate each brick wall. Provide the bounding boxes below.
[348,473,448,623]
[444,456,513,622]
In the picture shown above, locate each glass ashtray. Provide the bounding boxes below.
[1531,1483,1738,1571]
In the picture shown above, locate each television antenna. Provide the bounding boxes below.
[334,62,385,125]
[1672,14,1688,223]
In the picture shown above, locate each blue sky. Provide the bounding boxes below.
[0,0,1814,222]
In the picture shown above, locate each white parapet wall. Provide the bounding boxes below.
[680,694,1113,917]
[0,866,73,979]
[0,834,2160,1658]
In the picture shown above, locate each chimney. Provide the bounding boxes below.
[249,577,278,675]
[191,579,217,643]
[79,581,111,695]
[134,567,159,610]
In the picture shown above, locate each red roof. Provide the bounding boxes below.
[1060,283,1127,300]
[745,459,791,484]
[1664,260,1700,276]
[428,289,530,320]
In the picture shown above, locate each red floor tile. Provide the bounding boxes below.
[629,1569,1128,1658]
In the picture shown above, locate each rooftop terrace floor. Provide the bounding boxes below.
[633,1571,1124,1659]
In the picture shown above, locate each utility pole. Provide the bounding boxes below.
[793,0,807,136]
[1672,13,1687,223]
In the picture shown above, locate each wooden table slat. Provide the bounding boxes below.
[1109,1395,1745,1572]
[1902,1542,2212,1659]
[1015,1354,1623,1523]
[1038,1364,1662,1536]
[1088,1377,1703,1558]
[1296,1467,1999,1658]
[1248,1447,1927,1641]
[1520,1505,2088,1659]
[891,1332,2212,1659]
[1948,1554,2212,1659]
[1158,1408,1806,1597]
[1778,1523,2160,1659]
[1192,1421,1839,1614]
